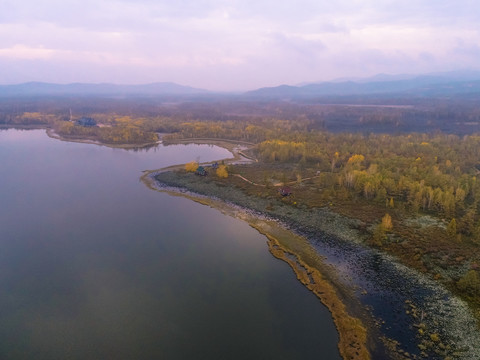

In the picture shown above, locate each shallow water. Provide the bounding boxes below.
[0,129,340,360]
[152,165,480,359]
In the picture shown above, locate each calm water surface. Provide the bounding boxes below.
[0,129,340,360]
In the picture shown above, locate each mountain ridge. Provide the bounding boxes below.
[244,75,480,99]
[0,82,210,97]
[2,70,480,98]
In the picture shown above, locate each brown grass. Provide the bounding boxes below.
[141,175,371,360]
[266,235,370,360]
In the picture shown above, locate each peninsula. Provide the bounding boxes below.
[2,86,480,359]
[142,137,480,360]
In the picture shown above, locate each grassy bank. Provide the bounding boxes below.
[141,172,371,359]
[145,168,480,360]
[217,162,480,323]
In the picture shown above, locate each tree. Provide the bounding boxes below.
[58,121,74,135]
[459,209,476,235]
[331,151,339,172]
[457,270,480,296]
[372,224,386,246]
[447,218,457,240]
[347,154,365,169]
[185,161,199,172]
[372,213,393,246]
[382,213,393,231]
[216,165,228,178]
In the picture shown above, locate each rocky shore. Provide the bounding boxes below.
[146,169,480,360]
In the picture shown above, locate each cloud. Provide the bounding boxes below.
[0,0,479,90]
[0,45,55,60]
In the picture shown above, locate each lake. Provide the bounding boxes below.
[0,129,340,360]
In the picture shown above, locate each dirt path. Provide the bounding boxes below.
[232,173,321,187]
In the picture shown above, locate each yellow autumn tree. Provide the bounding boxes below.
[347,154,365,165]
[185,161,199,172]
[347,154,365,170]
[372,213,393,245]
[216,165,228,178]
[382,213,393,231]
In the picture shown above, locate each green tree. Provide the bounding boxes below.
[460,209,476,236]
[447,218,457,240]
[372,224,386,246]
[457,270,480,296]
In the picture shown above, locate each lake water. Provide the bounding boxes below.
[0,129,340,360]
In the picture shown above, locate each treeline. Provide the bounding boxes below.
[255,133,480,240]
[0,111,57,125]
[2,95,480,135]
[163,119,309,143]
[55,116,158,144]
[2,99,479,302]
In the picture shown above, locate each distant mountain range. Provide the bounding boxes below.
[0,82,210,97]
[2,70,480,98]
[244,71,480,99]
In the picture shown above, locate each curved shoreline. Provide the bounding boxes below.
[15,126,478,359]
[141,172,370,359]
[45,128,162,149]
[143,165,480,360]
[265,235,369,360]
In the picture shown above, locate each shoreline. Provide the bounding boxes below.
[8,126,478,358]
[45,128,161,149]
[143,167,480,360]
[141,172,371,359]
[2,124,161,149]
[2,125,257,154]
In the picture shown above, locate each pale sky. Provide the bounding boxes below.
[1,0,479,91]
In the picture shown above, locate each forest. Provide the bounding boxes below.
[1,94,479,314]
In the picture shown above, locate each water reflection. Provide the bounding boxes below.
[0,129,340,360]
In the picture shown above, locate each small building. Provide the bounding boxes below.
[195,166,208,176]
[279,186,292,196]
[76,117,97,127]
[211,162,219,170]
